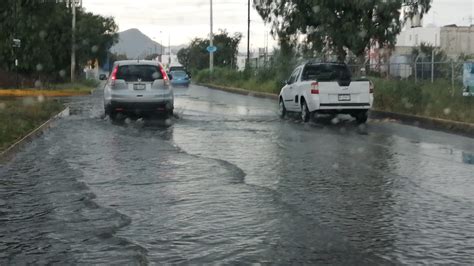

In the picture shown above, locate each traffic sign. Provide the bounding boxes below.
[207,46,217,53]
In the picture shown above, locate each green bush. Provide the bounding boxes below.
[194,67,281,94]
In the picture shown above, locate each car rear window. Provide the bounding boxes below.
[169,66,185,72]
[116,65,162,82]
[302,64,351,82]
[171,71,187,78]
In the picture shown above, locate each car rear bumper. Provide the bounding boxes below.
[108,100,173,113]
[171,80,190,86]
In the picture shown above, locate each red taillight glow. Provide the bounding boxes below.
[311,82,319,94]
[110,65,118,86]
[160,66,168,81]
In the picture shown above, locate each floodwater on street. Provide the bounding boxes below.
[1,84,473,264]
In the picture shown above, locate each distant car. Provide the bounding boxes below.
[278,62,374,123]
[103,60,174,119]
[170,70,190,87]
[169,66,191,78]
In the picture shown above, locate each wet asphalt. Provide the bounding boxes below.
[0,84,473,265]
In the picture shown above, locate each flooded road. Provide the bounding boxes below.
[1,84,473,264]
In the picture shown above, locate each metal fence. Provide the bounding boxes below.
[249,58,463,82]
[346,61,464,85]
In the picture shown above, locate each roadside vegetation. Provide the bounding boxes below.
[0,79,99,97]
[194,66,473,124]
[0,98,64,152]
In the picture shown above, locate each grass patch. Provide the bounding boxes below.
[0,79,99,97]
[373,78,474,123]
[0,98,64,152]
[194,68,280,94]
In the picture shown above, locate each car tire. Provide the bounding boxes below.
[355,111,368,124]
[301,100,310,123]
[278,99,286,118]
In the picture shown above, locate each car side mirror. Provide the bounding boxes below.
[168,74,173,80]
[99,74,107,80]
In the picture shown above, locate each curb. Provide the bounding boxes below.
[0,106,70,161]
[198,82,474,138]
[197,83,279,100]
[370,110,474,138]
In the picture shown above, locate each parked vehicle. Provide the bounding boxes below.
[170,70,190,87]
[104,60,174,119]
[278,62,374,123]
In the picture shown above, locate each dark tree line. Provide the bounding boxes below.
[0,0,118,80]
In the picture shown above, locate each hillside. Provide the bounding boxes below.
[111,28,164,59]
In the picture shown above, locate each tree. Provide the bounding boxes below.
[145,53,160,60]
[109,52,128,66]
[0,0,118,80]
[177,30,242,71]
[254,0,432,62]
[412,42,449,79]
[177,47,190,68]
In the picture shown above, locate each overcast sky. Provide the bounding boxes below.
[82,0,474,52]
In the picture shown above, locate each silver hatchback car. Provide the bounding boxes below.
[103,60,174,119]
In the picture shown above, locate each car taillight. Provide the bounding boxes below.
[160,66,169,80]
[311,82,319,94]
[110,65,118,87]
[369,80,374,94]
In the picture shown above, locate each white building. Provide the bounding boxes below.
[396,25,441,47]
[395,25,474,58]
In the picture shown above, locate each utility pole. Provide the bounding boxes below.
[14,0,18,88]
[210,0,214,72]
[247,0,250,66]
[71,0,76,82]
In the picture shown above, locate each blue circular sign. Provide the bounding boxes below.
[207,46,217,53]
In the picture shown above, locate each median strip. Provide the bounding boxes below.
[0,100,69,160]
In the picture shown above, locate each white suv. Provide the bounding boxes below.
[278,62,374,123]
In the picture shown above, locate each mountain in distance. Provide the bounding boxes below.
[111,28,163,59]
[111,28,186,59]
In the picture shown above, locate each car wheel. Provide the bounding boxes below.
[167,109,174,118]
[109,111,118,120]
[278,99,286,118]
[301,100,310,122]
[355,111,368,124]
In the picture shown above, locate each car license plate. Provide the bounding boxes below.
[338,94,351,101]
[133,84,146,90]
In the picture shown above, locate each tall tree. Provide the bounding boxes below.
[254,0,432,62]
[0,0,118,80]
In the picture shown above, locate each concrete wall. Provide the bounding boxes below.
[440,26,474,58]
